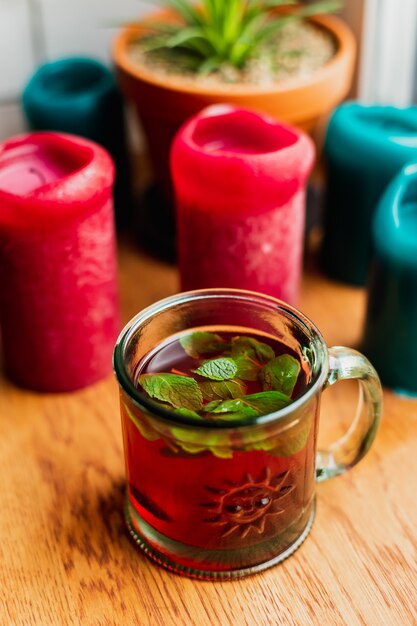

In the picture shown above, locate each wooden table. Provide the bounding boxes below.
[1,241,416,626]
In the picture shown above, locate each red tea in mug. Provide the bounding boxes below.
[121,329,317,570]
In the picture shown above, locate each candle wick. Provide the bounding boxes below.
[29,167,47,185]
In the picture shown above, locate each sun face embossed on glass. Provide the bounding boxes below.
[202,468,295,539]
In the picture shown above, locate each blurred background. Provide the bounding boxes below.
[1,0,417,147]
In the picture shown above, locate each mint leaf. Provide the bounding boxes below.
[240,419,311,457]
[229,336,275,381]
[260,354,301,397]
[231,336,275,363]
[270,421,311,456]
[194,357,238,381]
[242,391,291,414]
[180,331,226,358]
[211,391,291,415]
[203,400,222,412]
[233,354,260,381]
[123,402,159,442]
[199,379,246,401]
[208,401,259,420]
[174,407,204,420]
[205,391,291,422]
[170,427,233,458]
[138,373,203,411]
[170,427,208,455]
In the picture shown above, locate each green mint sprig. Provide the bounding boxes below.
[203,390,291,421]
[199,379,246,401]
[180,331,227,357]
[129,332,309,457]
[230,335,275,363]
[193,357,238,380]
[260,354,301,396]
[138,372,203,411]
[137,332,302,425]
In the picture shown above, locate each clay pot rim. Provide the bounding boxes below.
[113,11,355,97]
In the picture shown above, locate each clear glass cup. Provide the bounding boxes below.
[113,289,382,580]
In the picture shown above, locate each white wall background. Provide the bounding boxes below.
[0,0,150,140]
[0,0,416,143]
[358,0,417,105]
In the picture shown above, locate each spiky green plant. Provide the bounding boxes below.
[141,0,342,74]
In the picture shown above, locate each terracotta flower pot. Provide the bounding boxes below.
[113,9,356,253]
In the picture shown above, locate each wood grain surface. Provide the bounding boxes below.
[1,240,416,626]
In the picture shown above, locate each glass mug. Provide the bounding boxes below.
[113,289,382,580]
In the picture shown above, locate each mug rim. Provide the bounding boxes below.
[113,288,330,429]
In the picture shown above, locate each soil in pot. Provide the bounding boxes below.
[128,20,337,89]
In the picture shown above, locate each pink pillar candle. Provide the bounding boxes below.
[171,105,315,304]
[0,132,120,391]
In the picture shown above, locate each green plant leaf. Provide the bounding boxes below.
[194,357,238,381]
[174,407,204,420]
[203,399,222,412]
[142,33,180,52]
[231,336,275,363]
[138,373,203,411]
[229,9,267,65]
[260,354,301,396]
[166,25,207,48]
[250,14,297,48]
[222,0,244,45]
[173,36,215,57]
[270,420,311,456]
[211,405,260,421]
[171,427,234,458]
[230,336,275,380]
[199,378,247,401]
[206,390,291,421]
[164,0,203,25]
[241,418,311,456]
[202,23,228,56]
[203,397,259,420]
[179,331,226,358]
[122,402,160,442]
[229,41,252,67]
[197,56,223,75]
[233,354,260,381]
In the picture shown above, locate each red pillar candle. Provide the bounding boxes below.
[171,105,315,304]
[0,132,120,391]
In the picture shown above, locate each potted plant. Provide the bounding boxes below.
[113,0,355,256]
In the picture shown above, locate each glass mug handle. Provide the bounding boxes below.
[316,346,383,482]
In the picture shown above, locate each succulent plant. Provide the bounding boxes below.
[140,0,342,73]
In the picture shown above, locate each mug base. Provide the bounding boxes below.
[124,494,316,580]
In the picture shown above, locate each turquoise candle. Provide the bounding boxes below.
[22,57,131,230]
[362,162,417,396]
[321,103,417,286]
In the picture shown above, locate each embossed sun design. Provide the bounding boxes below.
[200,468,295,539]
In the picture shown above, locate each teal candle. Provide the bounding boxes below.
[321,103,417,286]
[22,57,131,230]
[362,162,417,396]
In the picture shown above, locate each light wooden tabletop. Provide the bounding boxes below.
[1,241,416,626]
